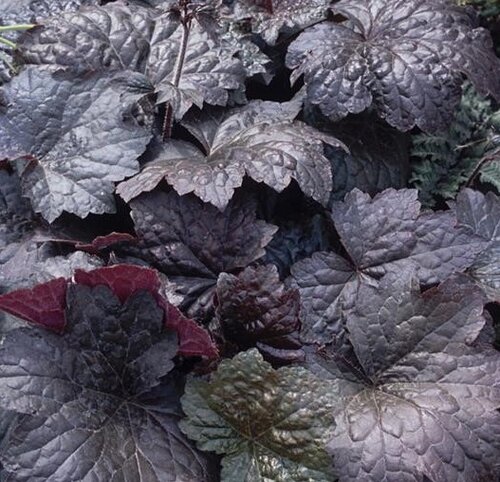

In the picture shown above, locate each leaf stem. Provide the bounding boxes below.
[0,24,35,32]
[162,5,192,142]
[466,150,499,187]
[0,36,17,49]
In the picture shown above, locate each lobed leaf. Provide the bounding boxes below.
[291,188,488,343]
[287,0,500,132]
[180,349,336,481]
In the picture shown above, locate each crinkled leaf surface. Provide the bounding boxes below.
[0,67,152,222]
[0,264,217,358]
[0,170,102,296]
[312,270,500,482]
[454,188,500,302]
[286,0,500,131]
[130,190,277,320]
[410,83,500,207]
[229,0,332,45]
[118,100,342,209]
[73,264,218,358]
[0,170,34,249]
[291,188,487,342]
[180,349,336,481]
[0,284,214,481]
[215,265,304,365]
[0,0,97,83]
[19,3,245,119]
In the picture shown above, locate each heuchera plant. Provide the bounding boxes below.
[0,0,499,481]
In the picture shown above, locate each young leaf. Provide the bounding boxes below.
[180,349,336,481]
[118,100,343,209]
[291,188,488,343]
[215,265,304,364]
[454,188,500,302]
[0,68,153,222]
[19,2,246,120]
[129,190,277,320]
[0,285,215,481]
[314,270,500,482]
[286,0,500,132]
[229,0,333,45]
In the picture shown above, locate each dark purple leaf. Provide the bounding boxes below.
[453,188,500,302]
[0,68,153,221]
[19,2,246,120]
[74,265,218,358]
[118,99,343,209]
[215,265,304,364]
[286,0,500,132]
[229,0,333,45]
[0,284,215,481]
[291,188,487,343]
[313,270,500,482]
[129,190,277,320]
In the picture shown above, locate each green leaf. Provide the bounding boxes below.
[411,83,500,206]
[180,349,336,482]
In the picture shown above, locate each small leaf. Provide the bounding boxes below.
[180,349,336,481]
[215,265,304,365]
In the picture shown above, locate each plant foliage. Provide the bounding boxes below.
[411,83,500,206]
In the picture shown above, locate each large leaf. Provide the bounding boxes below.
[0,283,215,481]
[19,2,245,119]
[310,270,500,482]
[229,0,333,45]
[118,99,343,209]
[0,68,152,222]
[0,264,218,358]
[180,349,336,481]
[215,265,304,365]
[291,188,487,343]
[286,0,500,132]
[129,190,277,320]
[453,188,500,302]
